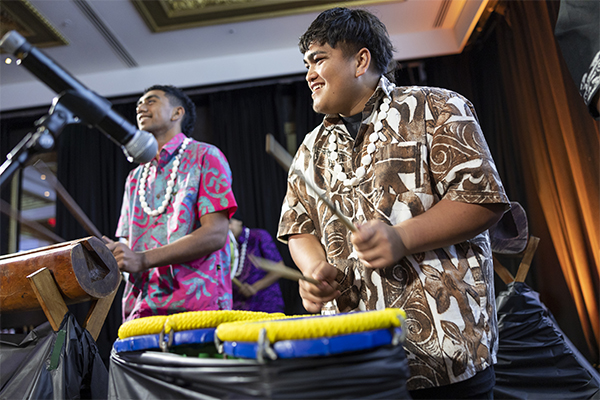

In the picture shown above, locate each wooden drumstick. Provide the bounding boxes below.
[248,254,320,285]
[291,169,357,233]
[232,277,243,288]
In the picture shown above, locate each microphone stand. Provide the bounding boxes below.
[0,93,79,190]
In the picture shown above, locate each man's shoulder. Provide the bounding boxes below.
[392,85,464,100]
[391,85,475,115]
[187,139,227,158]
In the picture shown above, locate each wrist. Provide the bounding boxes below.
[393,224,410,258]
[140,250,153,270]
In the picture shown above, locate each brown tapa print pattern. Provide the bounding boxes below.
[278,77,509,390]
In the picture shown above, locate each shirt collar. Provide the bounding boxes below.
[157,133,187,165]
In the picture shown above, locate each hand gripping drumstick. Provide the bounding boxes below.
[248,254,320,285]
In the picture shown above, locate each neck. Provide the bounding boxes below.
[153,129,182,156]
[341,75,380,117]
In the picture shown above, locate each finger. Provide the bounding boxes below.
[311,265,339,284]
[356,244,387,262]
[102,235,115,244]
[351,229,366,249]
[299,283,339,304]
[299,278,335,296]
[358,251,393,269]
[303,299,322,314]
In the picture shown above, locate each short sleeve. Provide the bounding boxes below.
[196,145,237,219]
[427,91,509,207]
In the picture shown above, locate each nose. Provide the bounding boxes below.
[136,103,147,115]
[305,66,317,83]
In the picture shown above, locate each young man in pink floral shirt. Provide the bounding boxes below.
[105,85,237,322]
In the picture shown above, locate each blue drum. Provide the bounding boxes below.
[109,309,411,399]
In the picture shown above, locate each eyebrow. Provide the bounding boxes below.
[304,50,326,64]
[137,94,159,106]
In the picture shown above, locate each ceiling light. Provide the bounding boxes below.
[4,57,12,65]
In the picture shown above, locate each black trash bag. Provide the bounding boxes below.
[109,344,411,399]
[0,312,108,400]
[494,282,600,399]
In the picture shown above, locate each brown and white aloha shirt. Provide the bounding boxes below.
[278,77,509,391]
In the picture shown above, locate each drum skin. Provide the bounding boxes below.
[0,236,120,312]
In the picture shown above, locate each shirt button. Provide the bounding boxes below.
[156,194,161,199]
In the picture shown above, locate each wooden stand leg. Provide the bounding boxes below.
[493,255,516,285]
[27,267,120,340]
[515,236,540,283]
[83,283,119,341]
[27,267,69,331]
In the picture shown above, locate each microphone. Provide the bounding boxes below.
[0,30,157,164]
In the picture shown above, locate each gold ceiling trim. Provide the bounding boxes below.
[0,0,68,50]
[132,0,404,33]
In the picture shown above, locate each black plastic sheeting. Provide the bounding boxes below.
[108,343,411,399]
[0,313,108,400]
[494,282,600,399]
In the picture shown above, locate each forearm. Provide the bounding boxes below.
[288,233,339,312]
[143,210,230,269]
[396,199,506,255]
[288,233,328,276]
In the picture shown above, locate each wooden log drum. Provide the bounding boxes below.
[0,236,120,313]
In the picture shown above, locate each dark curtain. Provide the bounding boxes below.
[0,110,48,255]
[424,0,598,364]
[495,0,598,362]
[54,102,136,367]
[207,84,309,315]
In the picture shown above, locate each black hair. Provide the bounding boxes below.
[299,7,395,76]
[143,84,197,136]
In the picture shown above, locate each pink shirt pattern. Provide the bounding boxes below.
[116,133,237,321]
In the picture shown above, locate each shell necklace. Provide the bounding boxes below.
[235,227,250,277]
[328,95,392,187]
[138,137,191,216]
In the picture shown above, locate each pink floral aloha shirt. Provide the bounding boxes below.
[116,133,237,322]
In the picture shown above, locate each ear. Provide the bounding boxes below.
[355,48,372,78]
[171,106,185,121]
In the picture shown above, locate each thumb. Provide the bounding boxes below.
[102,235,115,245]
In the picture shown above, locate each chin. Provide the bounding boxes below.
[312,103,329,115]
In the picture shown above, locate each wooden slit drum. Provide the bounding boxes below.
[0,236,120,313]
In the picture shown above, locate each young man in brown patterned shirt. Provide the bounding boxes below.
[277,7,510,400]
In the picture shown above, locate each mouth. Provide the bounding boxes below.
[311,83,324,94]
[137,115,150,123]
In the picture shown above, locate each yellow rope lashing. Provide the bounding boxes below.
[118,310,287,339]
[216,308,406,343]
[166,310,284,333]
[118,315,168,340]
